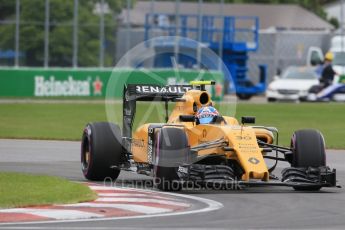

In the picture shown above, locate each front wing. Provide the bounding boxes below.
[176,164,338,189]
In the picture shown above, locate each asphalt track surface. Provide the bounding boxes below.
[0,139,344,229]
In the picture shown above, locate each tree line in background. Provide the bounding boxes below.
[0,0,128,67]
[0,0,338,67]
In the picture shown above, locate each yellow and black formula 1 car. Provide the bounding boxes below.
[81,81,338,191]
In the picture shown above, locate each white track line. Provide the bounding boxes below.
[89,186,129,191]
[0,209,103,220]
[94,197,190,207]
[97,193,179,201]
[0,186,223,226]
[61,203,172,214]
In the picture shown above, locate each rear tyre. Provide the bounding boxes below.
[154,127,189,191]
[81,122,123,181]
[290,129,326,191]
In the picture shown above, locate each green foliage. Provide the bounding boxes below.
[329,16,340,29]
[0,0,125,67]
[0,0,15,20]
[0,0,333,66]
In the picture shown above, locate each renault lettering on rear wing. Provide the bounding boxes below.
[135,85,193,95]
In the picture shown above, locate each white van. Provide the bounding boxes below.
[330,35,345,50]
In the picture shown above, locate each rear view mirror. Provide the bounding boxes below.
[179,115,195,122]
[241,116,255,124]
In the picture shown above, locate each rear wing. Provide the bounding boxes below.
[122,84,191,143]
[122,84,191,155]
[122,82,215,157]
[124,84,192,102]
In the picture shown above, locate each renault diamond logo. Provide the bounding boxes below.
[248,157,260,165]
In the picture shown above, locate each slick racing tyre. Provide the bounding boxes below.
[81,122,123,181]
[154,127,190,191]
[290,129,326,191]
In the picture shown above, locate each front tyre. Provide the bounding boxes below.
[291,129,326,168]
[290,129,326,191]
[81,122,123,181]
[154,127,190,191]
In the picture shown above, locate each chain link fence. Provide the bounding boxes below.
[116,28,333,83]
[0,0,118,68]
[0,0,335,85]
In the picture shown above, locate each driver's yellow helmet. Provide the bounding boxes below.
[325,52,334,61]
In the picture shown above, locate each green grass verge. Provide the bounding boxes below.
[234,103,345,149]
[0,172,96,208]
[0,102,344,148]
[0,103,107,140]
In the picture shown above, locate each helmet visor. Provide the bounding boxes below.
[199,117,213,124]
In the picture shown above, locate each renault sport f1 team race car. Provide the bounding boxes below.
[81,81,338,191]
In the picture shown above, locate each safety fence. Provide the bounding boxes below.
[0,68,224,100]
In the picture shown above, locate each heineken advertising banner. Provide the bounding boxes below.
[0,68,224,99]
